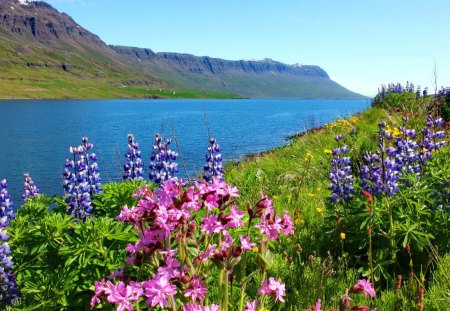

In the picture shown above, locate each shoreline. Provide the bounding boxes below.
[238,109,367,163]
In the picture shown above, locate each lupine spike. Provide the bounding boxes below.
[63,137,102,220]
[149,133,178,185]
[203,138,224,182]
[22,172,40,202]
[328,134,354,203]
[0,179,19,306]
[123,134,144,181]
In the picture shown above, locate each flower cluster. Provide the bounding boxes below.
[360,117,447,197]
[328,134,354,203]
[22,172,40,201]
[377,82,429,100]
[419,116,446,166]
[63,137,102,220]
[92,179,294,310]
[149,134,178,185]
[123,134,144,181]
[339,279,376,311]
[0,179,19,306]
[391,118,420,174]
[203,138,224,182]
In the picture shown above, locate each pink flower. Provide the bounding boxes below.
[184,303,204,311]
[184,275,208,303]
[255,217,283,240]
[104,281,143,311]
[258,277,286,302]
[157,255,181,279]
[225,205,245,228]
[316,298,322,311]
[239,236,256,251]
[204,194,219,210]
[200,215,223,234]
[220,230,234,250]
[204,304,220,311]
[243,300,258,311]
[198,244,217,262]
[281,211,294,236]
[143,275,177,308]
[90,279,106,308]
[350,279,376,298]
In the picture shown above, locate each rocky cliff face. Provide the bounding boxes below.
[111,45,329,78]
[0,0,107,49]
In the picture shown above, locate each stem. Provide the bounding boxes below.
[223,270,229,311]
[218,269,224,308]
[369,202,375,290]
[238,283,247,310]
[386,197,396,260]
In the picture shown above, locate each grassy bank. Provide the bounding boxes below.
[225,102,450,310]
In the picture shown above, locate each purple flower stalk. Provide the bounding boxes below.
[203,138,224,182]
[0,179,19,306]
[361,121,399,196]
[22,172,40,202]
[149,133,178,185]
[63,137,102,220]
[328,134,354,203]
[123,134,144,181]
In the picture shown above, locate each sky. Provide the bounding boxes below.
[44,0,450,96]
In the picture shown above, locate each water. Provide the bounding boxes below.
[0,98,370,205]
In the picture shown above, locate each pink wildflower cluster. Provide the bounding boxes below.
[338,279,376,311]
[258,277,286,302]
[92,178,294,310]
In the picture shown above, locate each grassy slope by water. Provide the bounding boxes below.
[225,105,450,310]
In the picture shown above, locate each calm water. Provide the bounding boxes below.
[0,98,370,205]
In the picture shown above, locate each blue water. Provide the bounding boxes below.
[0,98,370,205]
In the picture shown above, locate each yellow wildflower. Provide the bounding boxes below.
[307,193,316,198]
[273,195,279,200]
[316,187,321,192]
[324,149,332,155]
[316,207,324,214]
[340,232,346,240]
[252,246,259,253]
[304,152,313,161]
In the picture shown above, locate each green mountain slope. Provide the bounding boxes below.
[0,0,366,99]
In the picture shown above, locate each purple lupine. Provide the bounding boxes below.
[415,85,421,99]
[360,122,399,196]
[393,118,420,174]
[203,138,224,182]
[328,134,354,203]
[419,115,446,168]
[63,137,102,220]
[123,134,144,181]
[0,179,19,306]
[22,172,40,202]
[149,133,178,185]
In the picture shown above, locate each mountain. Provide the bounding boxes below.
[0,0,366,99]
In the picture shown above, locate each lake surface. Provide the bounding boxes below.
[0,98,370,205]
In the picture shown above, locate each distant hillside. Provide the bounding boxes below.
[0,0,366,99]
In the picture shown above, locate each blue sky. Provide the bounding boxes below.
[45,0,450,96]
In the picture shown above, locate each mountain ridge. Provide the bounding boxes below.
[0,0,366,99]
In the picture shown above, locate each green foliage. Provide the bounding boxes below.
[372,91,433,116]
[93,180,152,218]
[425,253,450,310]
[8,194,135,310]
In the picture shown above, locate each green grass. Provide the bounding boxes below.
[0,66,239,99]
